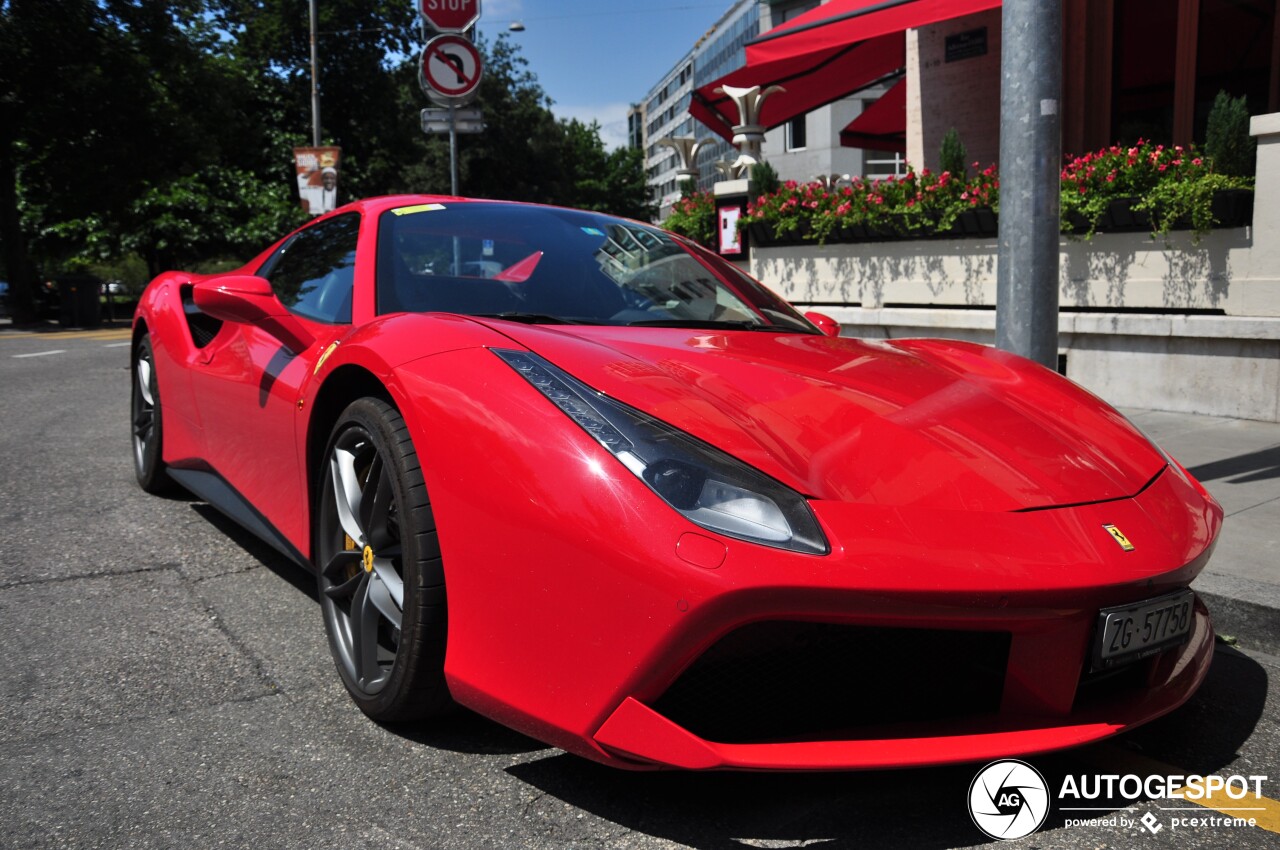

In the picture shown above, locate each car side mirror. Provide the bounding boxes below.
[192,275,315,354]
[804,311,841,338]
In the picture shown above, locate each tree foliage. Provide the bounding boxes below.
[0,2,650,323]
[1204,90,1255,178]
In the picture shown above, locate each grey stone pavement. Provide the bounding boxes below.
[1118,408,1280,656]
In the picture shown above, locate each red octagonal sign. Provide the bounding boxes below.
[419,0,480,33]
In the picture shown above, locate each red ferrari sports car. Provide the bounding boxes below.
[131,195,1221,770]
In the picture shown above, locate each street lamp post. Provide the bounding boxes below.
[309,0,321,146]
[995,0,1062,370]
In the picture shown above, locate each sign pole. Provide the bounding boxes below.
[308,0,321,146]
[449,102,459,195]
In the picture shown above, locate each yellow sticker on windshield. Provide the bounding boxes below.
[391,203,446,216]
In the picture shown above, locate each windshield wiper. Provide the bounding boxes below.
[625,318,795,332]
[473,312,588,325]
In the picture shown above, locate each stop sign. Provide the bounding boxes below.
[419,0,480,33]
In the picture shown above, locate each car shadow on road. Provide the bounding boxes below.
[190,503,318,600]
[1188,445,1280,484]
[498,645,1269,849]
[506,755,988,849]
[391,707,552,757]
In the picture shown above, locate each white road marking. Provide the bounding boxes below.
[12,349,66,359]
[103,342,131,348]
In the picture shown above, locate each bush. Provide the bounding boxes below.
[939,128,967,179]
[661,190,716,247]
[750,160,780,199]
[1205,90,1255,178]
[740,166,999,244]
[1060,139,1252,240]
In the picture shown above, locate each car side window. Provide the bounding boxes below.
[262,213,360,323]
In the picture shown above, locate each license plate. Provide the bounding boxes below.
[1091,590,1195,671]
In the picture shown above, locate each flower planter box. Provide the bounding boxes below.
[1063,189,1253,237]
[1105,197,1151,231]
[1211,188,1254,228]
[744,188,1250,247]
[747,209,996,245]
[953,207,999,236]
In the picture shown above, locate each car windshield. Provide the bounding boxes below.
[376,201,817,332]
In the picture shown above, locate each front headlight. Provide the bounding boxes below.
[493,348,828,555]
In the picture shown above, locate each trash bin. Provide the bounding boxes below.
[56,274,103,328]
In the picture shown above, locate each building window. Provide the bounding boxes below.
[865,151,908,181]
[786,115,807,151]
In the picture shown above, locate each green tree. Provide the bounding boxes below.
[210,0,419,200]
[0,6,658,323]
[1204,90,1255,178]
[939,127,967,177]
[1,0,300,317]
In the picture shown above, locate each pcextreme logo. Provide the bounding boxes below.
[968,760,1051,840]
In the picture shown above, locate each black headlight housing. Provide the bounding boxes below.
[493,348,828,555]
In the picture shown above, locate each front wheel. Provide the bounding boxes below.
[132,334,172,493]
[316,397,450,722]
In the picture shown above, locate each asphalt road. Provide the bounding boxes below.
[1,327,1277,849]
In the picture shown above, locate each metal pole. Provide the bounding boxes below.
[448,102,459,195]
[995,0,1062,371]
[309,0,321,146]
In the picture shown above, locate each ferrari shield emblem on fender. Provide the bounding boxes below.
[1103,524,1135,551]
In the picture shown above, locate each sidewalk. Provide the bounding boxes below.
[1122,408,1280,655]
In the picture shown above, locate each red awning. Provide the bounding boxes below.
[690,0,1001,139]
[838,75,907,151]
[747,0,1001,64]
[690,34,904,141]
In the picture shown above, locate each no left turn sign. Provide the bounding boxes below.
[419,34,483,105]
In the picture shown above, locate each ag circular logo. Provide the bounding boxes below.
[968,759,1050,840]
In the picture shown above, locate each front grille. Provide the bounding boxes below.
[650,621,1011,744]
[1073,656,1150,711]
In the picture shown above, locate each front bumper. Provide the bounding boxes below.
[593,598,1213,770]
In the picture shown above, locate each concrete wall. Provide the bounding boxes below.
[748,112,1280,422]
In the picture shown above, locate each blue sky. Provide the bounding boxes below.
[473,1,734,148]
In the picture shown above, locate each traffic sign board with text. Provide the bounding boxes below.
[421,107,484,134]
[419,0,480,33]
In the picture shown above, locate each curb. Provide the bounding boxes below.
[1200,591,1280,657]
[1196,567,1280,657]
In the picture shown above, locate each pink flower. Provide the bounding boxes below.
[1192,157,1203,166]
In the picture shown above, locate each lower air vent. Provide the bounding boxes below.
[650,621,1011,744]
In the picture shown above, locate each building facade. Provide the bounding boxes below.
[641,0,907,219]
[642,51,696,217]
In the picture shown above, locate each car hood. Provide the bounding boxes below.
[482,323,1165,511]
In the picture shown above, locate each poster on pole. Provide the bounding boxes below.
[293,146,342,216]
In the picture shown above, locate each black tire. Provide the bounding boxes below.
[316,397,450,722]
[132,334,173,493]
